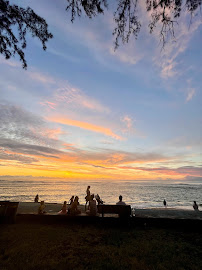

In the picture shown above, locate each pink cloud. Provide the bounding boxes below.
[39,101,57,110]
[48,116,123,140]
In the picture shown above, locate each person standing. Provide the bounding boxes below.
[193,201,199,211]
[85,186,91,210]
[86,186,90,198]
[163,199,167,207]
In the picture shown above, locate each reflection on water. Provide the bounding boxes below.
[0,179,201,210]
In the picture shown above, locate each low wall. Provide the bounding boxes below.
[16,214,202,231]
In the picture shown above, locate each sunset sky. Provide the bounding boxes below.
[0,0,201,181]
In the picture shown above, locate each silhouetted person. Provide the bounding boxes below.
[86,186,90,198]
[69,196,74,205]
[163,199,167,207]
[38,201,46,214]
[58,201,67,215]
[86,194,97,216]
[95,194,103,205]
[85,186,91,210]
[116,195,126,205]
[193,201,199,211]
[69,196,81,215]
[34,194,39,203]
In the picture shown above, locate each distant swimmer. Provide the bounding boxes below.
[163,199,167,207]
[193,201,199,211]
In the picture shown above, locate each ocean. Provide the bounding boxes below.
[0,179,201,210]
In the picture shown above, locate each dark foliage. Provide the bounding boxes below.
[146,0,202,45]
[0,0,53,68]
[66,0,202,47]
[0,0,201,68]
[113,0,141,49]
[66,0,108,21]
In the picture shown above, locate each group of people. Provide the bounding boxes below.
[85,186,103,207]
[59,189,103,216]
[85,186,100,216]
[84,186,126,216]
[58,196,81,215]
[36,187,200,215]
[37,195,81,215]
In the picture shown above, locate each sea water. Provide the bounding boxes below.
[0,179,201,210]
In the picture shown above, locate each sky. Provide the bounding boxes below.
[0,0,202,181]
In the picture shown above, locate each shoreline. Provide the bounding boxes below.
[16,202,202,220]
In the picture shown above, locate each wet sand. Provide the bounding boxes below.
[17,202,202,220]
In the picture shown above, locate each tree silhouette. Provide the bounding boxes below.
[0,0,53,68]
[0,0,201,68]
[66,0,202,48]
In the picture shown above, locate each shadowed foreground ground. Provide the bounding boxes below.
[0,223,202,270]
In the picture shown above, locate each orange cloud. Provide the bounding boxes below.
[48,116,123,140]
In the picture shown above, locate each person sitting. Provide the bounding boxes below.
[116,195,128,218]
[95,194,103,205]
[34,194,39,203]
[86,194,97,216]
[58,201,67,215]
[38,201,46,214]
[116,195,126,205]
[193,201,199,211]
[69,196,81,215]
[69,196,74,205]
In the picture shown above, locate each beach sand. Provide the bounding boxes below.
[17,202,202,220]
